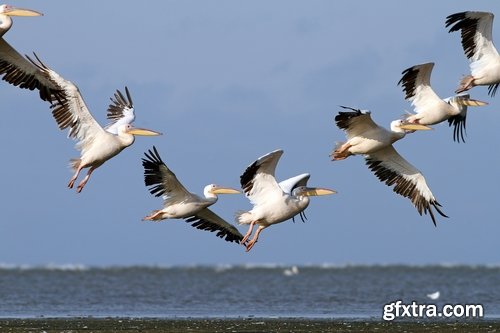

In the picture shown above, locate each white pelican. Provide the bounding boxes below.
[398,62,487,142]
[446,11,500,96]
[142,146,244,243]
[27,54,161,193]
[331,106,447,225]
[237,149,336,252]
[0,4,61,102]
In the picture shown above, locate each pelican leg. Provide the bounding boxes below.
[241,220,257,244]
[245,225,266,252]
[68,166,84,189]
[76,166,96,193]
[331,143,352,161]
[456,75,474,94]
[142,210,164,221]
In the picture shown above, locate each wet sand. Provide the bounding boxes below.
[0,317,499,333]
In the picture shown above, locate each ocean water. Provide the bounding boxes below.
[0,264,499,319]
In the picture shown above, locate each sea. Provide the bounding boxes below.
[0,264,499,319]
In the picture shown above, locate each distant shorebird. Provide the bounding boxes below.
[427,291,440,300]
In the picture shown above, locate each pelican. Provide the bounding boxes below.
[331,106,447,225]
[27,54,161,193]
[141,146,244,243]
[237,149,336,252]
[446,11,500,96]
[398,62,487,142]
[0,4,61,102]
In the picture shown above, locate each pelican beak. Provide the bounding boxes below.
[459,98,488,107]
[211,186,241,194]
[399,123,433,131]
[4,7,43,17]
[302,187,337,196]
[126,127,162,136]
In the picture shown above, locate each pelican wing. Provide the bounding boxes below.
[142,146,191,203]
[335,106,380,139]
[0,40,62,102]
[185,208,244,243]
[26,54,106,151]
[444,94,469,143]
[364,145,447,225]
[104,87,135,134]
[278,173,310,194]
[240,149,284,206]
[398,62,443,113]
[446,11,497,62]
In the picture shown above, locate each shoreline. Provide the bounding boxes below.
[1,317,500,332]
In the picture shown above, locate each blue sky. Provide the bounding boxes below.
[1,0,499,266]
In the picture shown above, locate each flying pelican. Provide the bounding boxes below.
[398,62,487,142]
[141,146,244,243]
[446,11,500,96]
[27,54,161,193]
[0,4,61,102]
[237,149,336,252]
[331,106,447,225]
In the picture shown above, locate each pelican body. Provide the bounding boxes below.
[0,4,61,102]
[237,149,336,252]
[142,146,243,243]
[331,106,446,225]
[398,62,487,142]
[27,55,161,192]
[446,11,500,96]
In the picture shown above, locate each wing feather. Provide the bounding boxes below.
[26,54,106,152]
[398,63,444,115]
[142,146,191,202]
[335,106,380,140]
[104,87,135,134]
[446,11,497,62]
[0,39,62,102]
[185,208,244,243]
[365,146,447,225]
[278,173,310,194]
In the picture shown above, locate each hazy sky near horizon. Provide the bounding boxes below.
[1,0,499,266]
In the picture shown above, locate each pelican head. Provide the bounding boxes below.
[292,186,337,197]
[203,184,240,199]
[391,119,432,133]
[121,124,162,136]
[444,94,488,109]
[0,5,42,17]
[205,184,240,195]
[0,4,42,36]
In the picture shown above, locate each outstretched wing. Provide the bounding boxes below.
[27,53,106,153]
[240,149,284,206]
[364,145,447,226]
[0,41,62,102]
[398,62,444,114]
[185,208,244,243]
[142,146,191,203]
[444,94,469,143]
[104,87,135,134]
[446,11,497,62]
[278,173,310,194]
[335,106,380,139]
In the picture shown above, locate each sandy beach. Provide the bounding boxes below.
[0,317,499,333]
